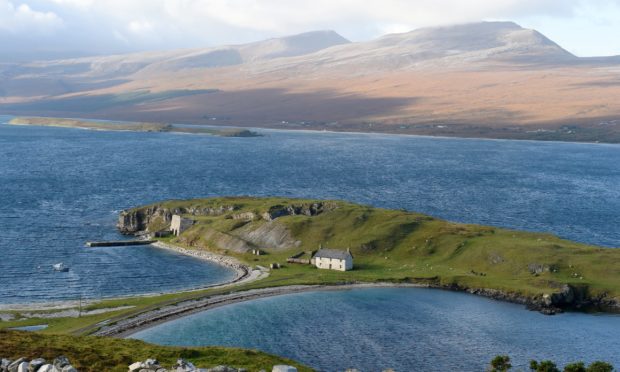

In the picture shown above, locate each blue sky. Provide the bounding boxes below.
[1,0,619,61]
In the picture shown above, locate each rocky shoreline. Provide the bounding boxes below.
[443,282,620,315]
[151,241,251,285]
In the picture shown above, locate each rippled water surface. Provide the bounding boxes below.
[1,115,619,303]
[132,288,620,372]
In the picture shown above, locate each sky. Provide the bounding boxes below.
[1,0,620,61]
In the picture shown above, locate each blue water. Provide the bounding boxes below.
[0,115,619,304]
[132,288,620,372]
[9,324,48,331]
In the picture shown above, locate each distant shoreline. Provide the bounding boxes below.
[5,114,620,144]
[8,116,262,137]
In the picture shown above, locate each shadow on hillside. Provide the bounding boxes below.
[0,87,418,124]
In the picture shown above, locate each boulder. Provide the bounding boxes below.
[272,366,297,372]
[8,358,27,372]
[172,359,196,372]
[129,362,143,372]
[52,357,70,370]
[1,359,12,371]
[129,359,164,372]
[28,358,46,372]
[16,362,29,372]
[36,365,54,372]
[61,366,77,372]
[206,367,238,372]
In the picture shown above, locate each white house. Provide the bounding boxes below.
[170,215,194,236]
[313,248,353,271]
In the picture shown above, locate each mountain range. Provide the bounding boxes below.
[2,21,619,142]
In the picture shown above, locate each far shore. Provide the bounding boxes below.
[7,116,262,137]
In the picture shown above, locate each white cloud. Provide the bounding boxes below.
[0,0,63,33]
[127,20,153,34]
[1,0,620,60]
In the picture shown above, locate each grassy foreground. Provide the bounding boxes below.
[0,330,311,372]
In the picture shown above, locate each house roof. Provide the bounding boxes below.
[314,248,352,260]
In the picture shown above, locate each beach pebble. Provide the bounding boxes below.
[271,366,297,372]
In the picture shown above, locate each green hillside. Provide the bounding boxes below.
[130,197,620,312]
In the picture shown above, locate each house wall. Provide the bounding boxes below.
[314,256,352,271]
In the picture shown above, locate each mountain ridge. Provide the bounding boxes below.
[1,21,619,143]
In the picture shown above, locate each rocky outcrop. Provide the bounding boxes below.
[118,205,237,234]
[128,359,296,372]
[0,356,77,372]
[443,282,619,315]
[118,201,337,235]
[231,212,256,221]
[261,202,337,221]
[233,221,299,251]
[197,228,254,254]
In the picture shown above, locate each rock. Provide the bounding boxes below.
[28,358,46,372]
[129,359,165,372]
[527,263,549,275]
[206,366,237,372]
[61,366,77,372]
[172,358,195,371]
[36,365,54,372]
[272,366,297,372]
[129,362,143,372]
[144,359,159,368]
[8,358,27,372]
[2,359,12,371]
[52,357,70,370]
[16,362,29,372]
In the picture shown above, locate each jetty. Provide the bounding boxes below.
[85,240,154,247]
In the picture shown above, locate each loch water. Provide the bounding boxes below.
[132,287,620,371]
[1,115,619,303]
[2,115,620,370]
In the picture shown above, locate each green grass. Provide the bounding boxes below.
[140,197,619,300]
[0,330,311,372]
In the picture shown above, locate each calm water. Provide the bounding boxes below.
[1,115,619,304]
[132,288,620,372]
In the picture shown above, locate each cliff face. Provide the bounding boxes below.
[117,204,236,234]
[117,201,337,235]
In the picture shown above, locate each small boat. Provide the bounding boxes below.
[52,263,69,272]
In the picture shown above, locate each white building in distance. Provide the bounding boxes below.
[170,215,194,236]
[313,248,353,271]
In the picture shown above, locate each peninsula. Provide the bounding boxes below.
[116,197,620,316]
[8,117,262,137]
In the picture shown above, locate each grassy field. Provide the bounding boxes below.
[0,330,311,372]
[142,197,620,299]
